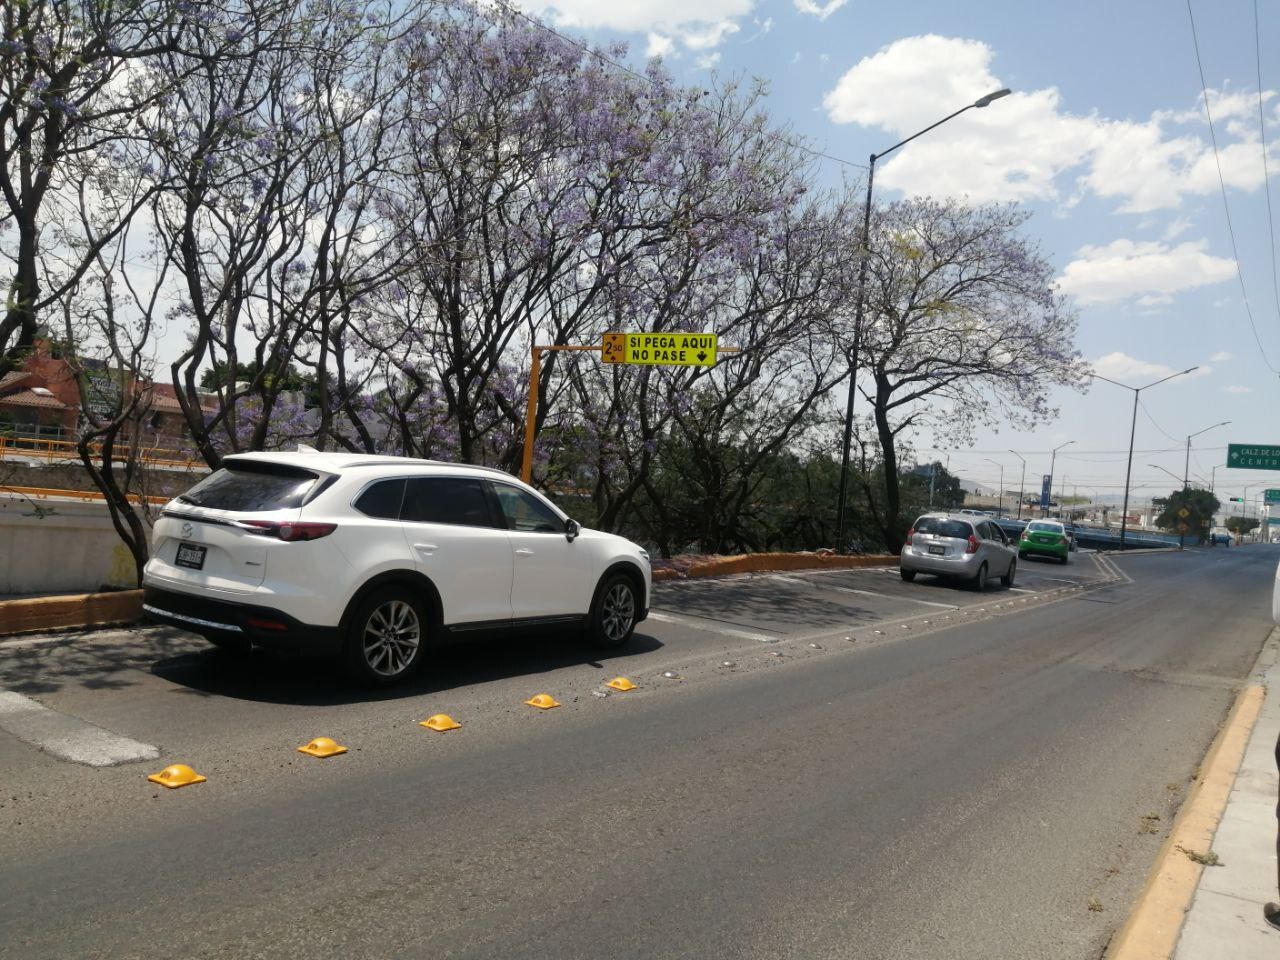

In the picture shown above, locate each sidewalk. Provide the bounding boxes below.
[1173,630,1280,958]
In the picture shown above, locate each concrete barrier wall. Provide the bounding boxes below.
[0,492,151,594]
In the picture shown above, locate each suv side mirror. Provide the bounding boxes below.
[565,518,580,543]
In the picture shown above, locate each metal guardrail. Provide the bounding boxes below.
[0,484,170,506]
[993,518,1179,551]
[0,435,200,470]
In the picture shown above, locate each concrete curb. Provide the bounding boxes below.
[1107,682,1267,959]
[0,554,899,634]
[652,553,898,581]
[0,590,143,637]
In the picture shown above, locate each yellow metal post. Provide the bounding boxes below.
[521,346,542,484]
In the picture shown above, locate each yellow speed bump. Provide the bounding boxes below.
[524,694,561,710]
[147,764,207,789]
[605,677,636,692]
[420,713,462,732]
[297,736,348,758]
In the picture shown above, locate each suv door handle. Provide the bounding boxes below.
[514,548,535,557]
[413,542,438,554]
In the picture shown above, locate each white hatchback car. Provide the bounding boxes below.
[142,452,651,684]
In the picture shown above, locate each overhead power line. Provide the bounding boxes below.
[1254,0,1280,336]
[1186,0,1280,374]
[1138,398,1181,443]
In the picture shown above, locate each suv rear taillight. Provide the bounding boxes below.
[239,520,337,542]
[965,534,979,554]
[905,527,915,542]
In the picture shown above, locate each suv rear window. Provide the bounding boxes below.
[913,517,972,539]
[177,462,320,512]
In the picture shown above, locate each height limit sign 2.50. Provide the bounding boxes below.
[602,333,718,367]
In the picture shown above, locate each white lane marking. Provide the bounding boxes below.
[1008,587,1035,594]
[646,611,780,642]
[827,586,959,610]
[766,574,810,585]
[0,690,159,767]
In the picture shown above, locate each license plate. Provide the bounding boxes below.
[175,542,207,570]
[928,545,945,555]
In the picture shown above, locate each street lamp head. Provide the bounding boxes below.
[974,88,1012,108]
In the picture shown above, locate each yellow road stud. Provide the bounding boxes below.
[605,677,636,692]
[420,713,462,732]
[524,694,561,710]
[147,764,207,789]
[297,736,348,758]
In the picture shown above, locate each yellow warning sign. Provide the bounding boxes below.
[626,333,717,367]
[1177,507,1190,519]
[600,333,718,367]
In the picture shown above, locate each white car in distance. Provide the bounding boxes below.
[142,451,651,684]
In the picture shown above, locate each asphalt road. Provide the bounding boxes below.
[0,546,1275,959]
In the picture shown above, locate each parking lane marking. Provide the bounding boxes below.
[826,586,959,610]
[0,690,159,767]
[645,611,780,643]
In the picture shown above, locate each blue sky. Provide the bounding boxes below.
[522,0,1280,511]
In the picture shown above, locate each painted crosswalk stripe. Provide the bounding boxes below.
[0,690,159,767]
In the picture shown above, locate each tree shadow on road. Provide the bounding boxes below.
[0,627,206,696]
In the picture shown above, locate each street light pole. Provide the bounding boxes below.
[1009,449,1026,521]
[1179,420,1230,549]
[834,87,1012,552]
[1045,440,1075,516]
[1090,367,1199,551]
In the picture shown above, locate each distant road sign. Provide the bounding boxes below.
[1040,474,1051,509]
[1177,507,1190,518]
[1265,488,1280,503]
[1227,444,1280,470]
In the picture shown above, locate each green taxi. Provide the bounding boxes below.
[1018,520,1071,563]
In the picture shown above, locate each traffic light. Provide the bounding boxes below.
[1228,497,1244,502]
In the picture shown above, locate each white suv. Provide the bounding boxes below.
[142,451,651,684]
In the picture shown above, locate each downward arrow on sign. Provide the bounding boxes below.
[697,351,707,362]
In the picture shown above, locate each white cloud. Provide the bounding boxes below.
[794,0,848,19]
[821,35,1278,211]
[683,20,738,49]
[1056,239,1236,305]
[696,51,722,69]
[646,32,674,58]
[526,0,751,54]
[1210,350,1234,362]
[1213,297,1234,308]
[1162,216,1193,241]
[1090,353,1209,384]
[1224,384,1252,394]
